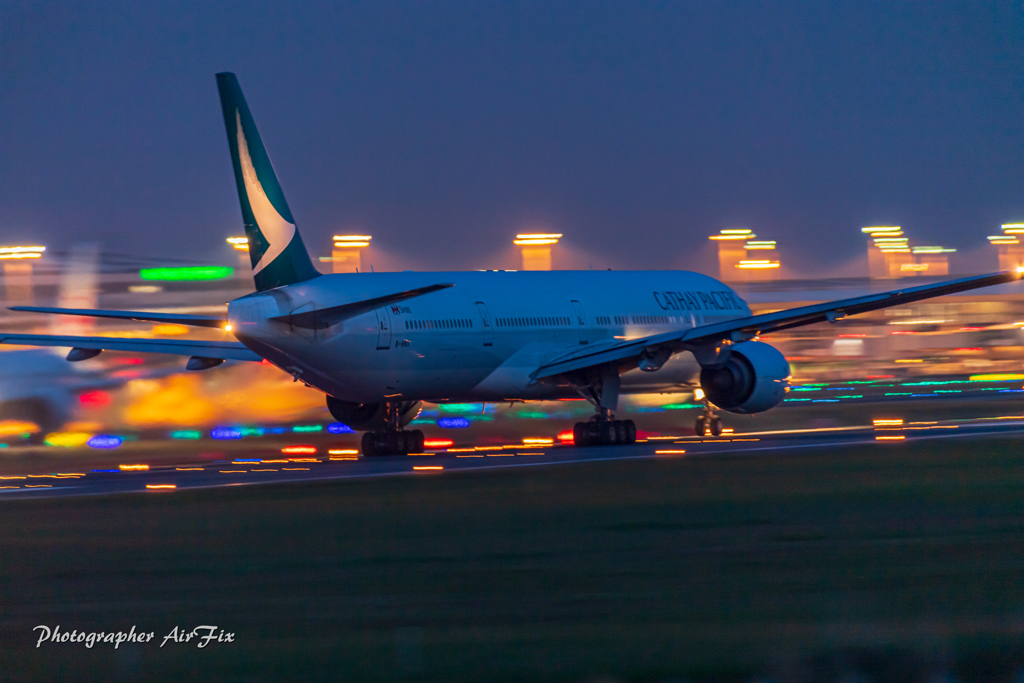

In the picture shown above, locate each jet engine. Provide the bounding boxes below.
[698,341,790,414]
[326,397,422,431]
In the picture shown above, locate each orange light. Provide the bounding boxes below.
[655,450,687,454]
[522,437,554,445]
[556,429,575,443]
[873,419,904,426]
[413,466,444,471]
[875,435,906,441]
[146,484,177,490]
[118,464,150,472]
[152,323,190,336]
[423,438,454,449]
[282,445,317,455]
[0,245,45,259]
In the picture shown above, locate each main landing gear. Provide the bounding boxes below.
[573,409,637,447]
[361,430,425,457]
[694,404,723,437]
[360,401,426,456]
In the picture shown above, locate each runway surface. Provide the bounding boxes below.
[4,415,1024,500]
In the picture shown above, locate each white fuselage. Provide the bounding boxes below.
[227,270,751,403]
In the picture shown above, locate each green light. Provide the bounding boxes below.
[663,403,702,410]
[293,425,323,433]
[170,430,202,440]
[139,266,234,281]
[439,403,484,413]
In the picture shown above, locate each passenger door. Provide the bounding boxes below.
[374,308,392,350]
[571,300,588,345]
[475,302,493,346]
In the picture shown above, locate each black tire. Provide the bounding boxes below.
[573,422,588,447]
[361,432,378,457]
[386,432,401,455]
[598,421,612,445]
[411,430,425,453]
[710,417,723,437]
[623,419,637,444]
[695,416,707,437]
[612,421,626,445]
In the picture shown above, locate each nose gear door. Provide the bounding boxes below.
[375,308,392,350]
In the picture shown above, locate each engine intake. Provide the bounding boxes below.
[326,397,422,431]
[699,341,790,414]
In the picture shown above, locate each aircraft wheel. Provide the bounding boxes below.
[695,416,707,437]
[611,420,625,445]
[361,432,379,457]
[710,417,723,437]
[573,422,589,447]
[623,419,637,444]
[399,432,413,454]
[411,430,425,453]
[598,420,613,444]
[386,432,402,455]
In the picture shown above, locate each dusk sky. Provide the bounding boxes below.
[3,1,1024,276]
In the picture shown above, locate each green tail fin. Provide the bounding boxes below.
[216,72,320,291]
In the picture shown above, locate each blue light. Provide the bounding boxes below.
[327,422,354,434]
[87,435,123,449]
[437,417,471,429]
[211,427,242,440]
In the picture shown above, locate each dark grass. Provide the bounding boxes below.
[4,438,1024,682]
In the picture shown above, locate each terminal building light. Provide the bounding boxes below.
[708,229,780,280]
[326,235,372,273]
[0,246,45,259]
[0,246,45,304]
[990,224,1024,271]
[226,236,249,252]
[515,233,562,270]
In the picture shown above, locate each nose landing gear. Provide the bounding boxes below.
[694,404,723,437]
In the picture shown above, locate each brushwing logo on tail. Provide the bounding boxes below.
[235,111,295,275]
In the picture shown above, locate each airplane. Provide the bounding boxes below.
[2,72,1021,455]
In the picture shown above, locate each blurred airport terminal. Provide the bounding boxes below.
[1,227,1023,446]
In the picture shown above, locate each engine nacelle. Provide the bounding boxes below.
[698,341,790,414]
[326,397,422,431]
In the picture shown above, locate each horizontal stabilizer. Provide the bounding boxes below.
[0,334,261,362]
[9,306,227,329]
[270,283,455,330]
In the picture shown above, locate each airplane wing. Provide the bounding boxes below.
[269,282,455,330]
[533,269,1023,380]
[0,334,262,361]
[9,306,227,328]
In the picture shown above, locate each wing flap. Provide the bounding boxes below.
[9,306,227,329]
[0,334,262,361]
